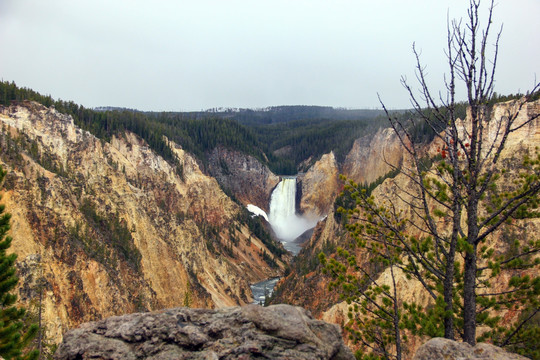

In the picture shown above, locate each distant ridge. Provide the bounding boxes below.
[145,105,388,125]
[93,106,141,112]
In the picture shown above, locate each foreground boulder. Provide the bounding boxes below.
[412,337,529,360]
[54,304,354,360]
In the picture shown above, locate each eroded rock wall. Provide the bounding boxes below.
[320,98,540,355]
[270,210,345,318]
[298,152,340,219]
[343,127,404,185]
[0,101,286,343]
[207,146,279,212]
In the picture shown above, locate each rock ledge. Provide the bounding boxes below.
[54,304,354,360]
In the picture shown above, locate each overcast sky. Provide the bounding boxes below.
[0,0,538,111]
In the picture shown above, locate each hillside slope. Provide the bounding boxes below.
[272,98,540,342]
[0,101,287,342]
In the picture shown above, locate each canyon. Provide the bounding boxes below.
[0,99,394,345]
[0,97,538,359]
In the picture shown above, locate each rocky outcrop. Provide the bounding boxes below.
[54,304,354,360]
[412,338,529,360]
[0,101,286,343]
[298,152,340,219]
[342,127,403,185]
[207,146,279,212]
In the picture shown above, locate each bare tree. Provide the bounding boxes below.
[324,1,540,355]
[377,0,540,346]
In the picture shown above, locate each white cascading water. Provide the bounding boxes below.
[268,177,318,243]
[249,176,319,303]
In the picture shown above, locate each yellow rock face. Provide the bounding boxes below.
[299,152,340,219]
[0,101,286,343]
[343,127,404,185]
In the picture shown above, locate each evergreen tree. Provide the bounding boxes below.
[0,165,38,360]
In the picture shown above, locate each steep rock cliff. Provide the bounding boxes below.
[298,152,340,219]
[342,127,403,185]
[0,101,286,343]
[207,146,279,212]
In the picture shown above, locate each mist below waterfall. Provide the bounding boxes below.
[268,177,318,248]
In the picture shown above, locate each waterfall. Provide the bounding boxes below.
[268,177,318,245]
[250,176,319,303]
[268,178,297,238]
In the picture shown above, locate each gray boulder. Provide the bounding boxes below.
[412,337,529,360]
[54,304,354,360]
